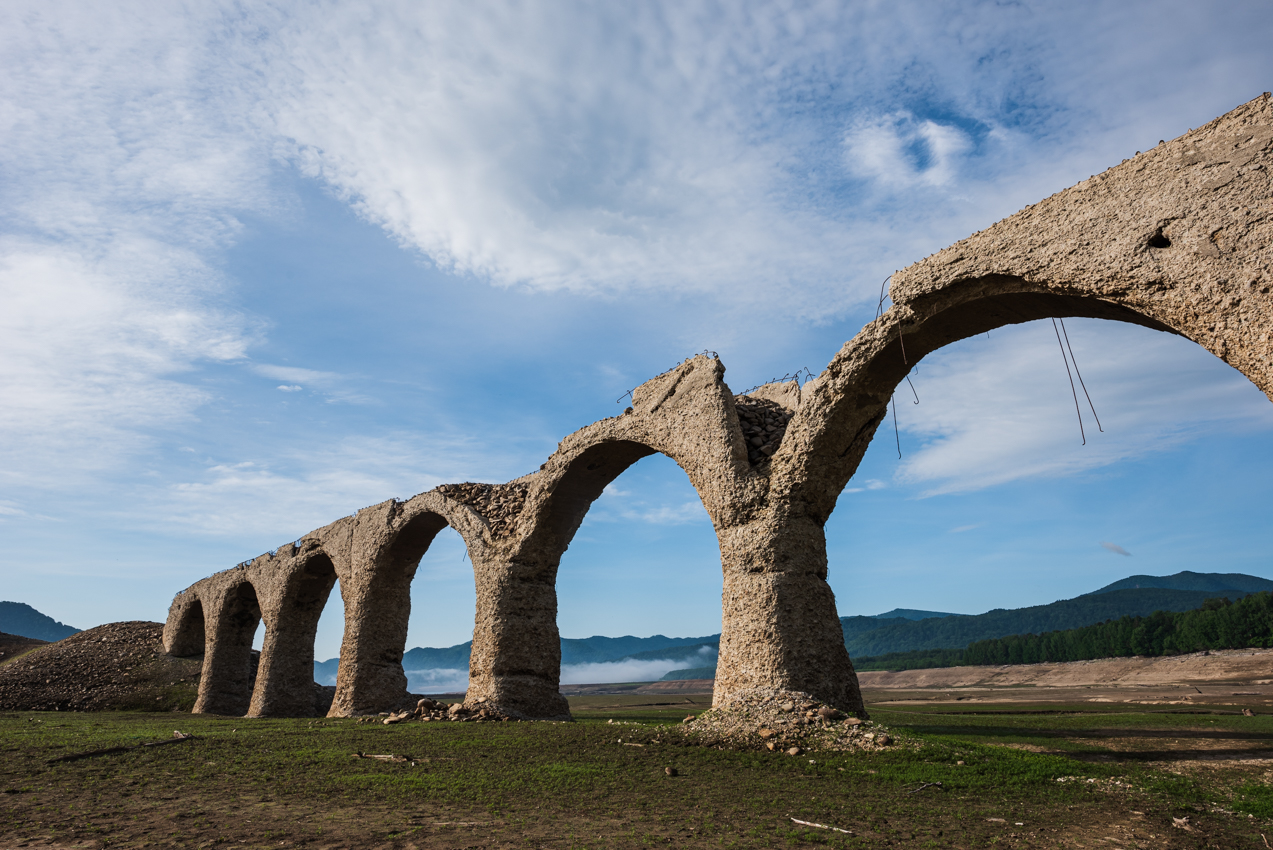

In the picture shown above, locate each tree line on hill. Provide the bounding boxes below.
[852,592,1273,672]
[840,587,1265,657]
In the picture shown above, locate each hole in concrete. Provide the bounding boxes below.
[1147,227,1171,249]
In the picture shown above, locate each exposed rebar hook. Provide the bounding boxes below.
[1052,318,1086,445]
[1057,318,1102,432]
[891,394,902,459]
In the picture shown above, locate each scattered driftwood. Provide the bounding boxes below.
[49,731,194,764]
[352,752,416,765]
[790,817,852,834]
[909,781,944,794]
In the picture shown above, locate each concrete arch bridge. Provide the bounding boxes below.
[165,94,1273,719]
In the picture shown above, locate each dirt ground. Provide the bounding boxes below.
[5,650,1273,847]
[858,647,1273,711]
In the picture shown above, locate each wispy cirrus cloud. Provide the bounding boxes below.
[586,484,710,526]
[0,2,267,489]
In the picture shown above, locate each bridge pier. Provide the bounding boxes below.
[467,557,571,720]
[715,512,865,716]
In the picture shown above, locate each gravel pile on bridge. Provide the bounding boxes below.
[734,397,793,465]
[436,482,529,537]
[0,622,204,712]
[681,689,894,754]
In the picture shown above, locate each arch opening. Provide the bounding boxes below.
[553,450,723,693]
[402,525,478,697]
[331,507,477,715]
[535,440,658,552]
[167,597,205,658]
[822,312,1273,666]
[807,281,1235,513]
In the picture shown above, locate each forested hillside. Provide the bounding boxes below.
[1083,570,1273,597]
[853,593,1273,671]
[841,588,1258,656]
[962,593,1273,665]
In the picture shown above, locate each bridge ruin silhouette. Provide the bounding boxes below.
[165,94,1273,719]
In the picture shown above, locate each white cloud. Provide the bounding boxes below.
[2,0,1269,521]
[844,112,972,187]
[146,431,529,540]
[893,321,1273,495]
[265,1,886,311]
[586,489,711,526]
[396,645,719,692]
[277,385,303,392]
[843,478,886,494]
[0,2,266,489]
[0,240,252,488]
[254,365,341,386]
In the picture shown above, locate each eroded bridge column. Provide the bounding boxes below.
[466,555,570,720]
[713,510,866,717]
[248,555,337,718]
[327,564,415,716]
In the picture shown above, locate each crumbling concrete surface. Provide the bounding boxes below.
[165,94,1273,721]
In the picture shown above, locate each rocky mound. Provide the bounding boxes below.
[358,696,520,724]
[0,621,203,712]
[0,630,48,665]
[683,689,895,754]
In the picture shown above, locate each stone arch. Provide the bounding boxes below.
[158,94,1270,722]
[163,592,205,658]
[526,439,662,553]
[328,496,489,716]
[798,286,1185,515]
[247,550,339,717]
[735,93,1273,712]
[193,579,262,716]
[467,434,721,719]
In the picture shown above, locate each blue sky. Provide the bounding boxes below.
[3,1,1272,665]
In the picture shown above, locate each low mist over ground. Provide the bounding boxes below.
[316,570,1273,691]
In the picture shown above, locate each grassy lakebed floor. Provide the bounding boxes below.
[2,697,1272,848]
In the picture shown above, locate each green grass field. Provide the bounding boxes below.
[2,697,1271,847]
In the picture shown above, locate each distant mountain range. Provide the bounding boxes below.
[871,609,957,621]
[15,572,1265,682]
[314,633,719,682]
[837,587,1267,657]
[0,602,79,642]
[1082,570,1273,596]
[661,570,1273,681]
[314,571,1273,684]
